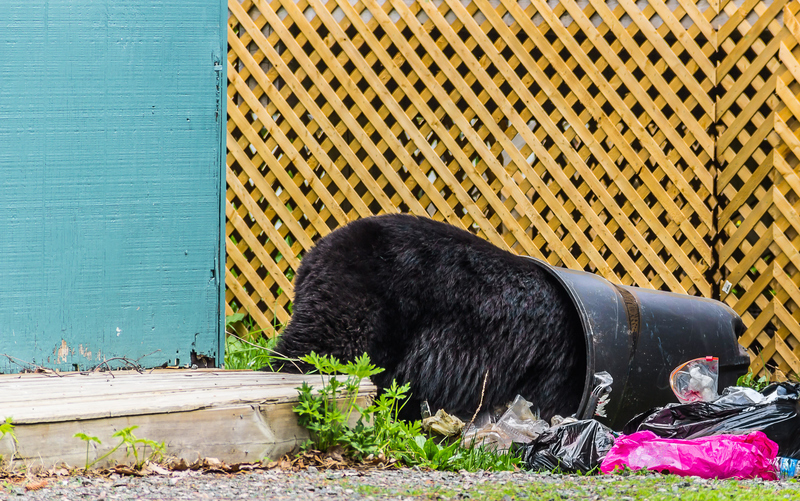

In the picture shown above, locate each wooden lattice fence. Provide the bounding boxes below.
[226,0,800,377]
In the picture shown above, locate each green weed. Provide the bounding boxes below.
[0,417,17,464]
[224,313,288,371]
[114,426,165,468]
[737,370,769,391]
[342,474,800,501]
[0,418,16,445]
[74,433,101,470]
[294,352,385,457]
[293,352,522,471]
[74,426,165,470]
[450,443,520,472]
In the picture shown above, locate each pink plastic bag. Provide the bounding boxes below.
[601,430,778,480]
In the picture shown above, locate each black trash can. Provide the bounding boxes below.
[526,258,751,430]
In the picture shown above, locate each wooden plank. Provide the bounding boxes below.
[226,101,327,245]
[515,0,712,291]
[718,0,762,42]
[718,111,776,189]
[675,0,715,42]
[225,269,279,331]
[717,71,778,153]
[0,371,374,466]
[717,0,788,79]
[718,24,786,118]
[225,55,369,221]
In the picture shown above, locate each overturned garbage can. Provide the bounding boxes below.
[526,258,750,430]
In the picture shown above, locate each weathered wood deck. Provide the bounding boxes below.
[0,370,374,469]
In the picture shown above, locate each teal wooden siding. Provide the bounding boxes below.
[0,1,226,372]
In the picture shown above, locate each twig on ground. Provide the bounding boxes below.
[467,369,490,430]
[89,350,162,376]
[0,355,63,377]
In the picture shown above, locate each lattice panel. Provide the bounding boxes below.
[226,0,718,338]
[717,0,800,377]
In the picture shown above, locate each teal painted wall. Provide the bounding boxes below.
[0,1,226,372]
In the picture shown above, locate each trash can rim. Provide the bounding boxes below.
[522,256,598,420]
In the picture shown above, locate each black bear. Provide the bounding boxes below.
[273,214,586,421]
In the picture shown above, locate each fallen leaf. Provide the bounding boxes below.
[141,462,170,476]
[25,480,48,491]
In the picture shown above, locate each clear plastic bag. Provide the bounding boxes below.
[601,430,779,480]
[461,395,549,452]
[669,356,719,403]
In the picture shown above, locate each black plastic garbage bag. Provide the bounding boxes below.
[520,420,615,473]
[623,382,800,458]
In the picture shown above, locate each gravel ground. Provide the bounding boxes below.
[3,468,800,501]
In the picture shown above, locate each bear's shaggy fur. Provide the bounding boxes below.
[273,214,586,420]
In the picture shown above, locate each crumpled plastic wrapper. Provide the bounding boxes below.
[422,409,465,437]
[461,395,549,452]
[550,415,578,427]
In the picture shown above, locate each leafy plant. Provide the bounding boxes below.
[396,435,461,469]
[294,352,384,456]
[225,332,284,371]
[74,426,165,470]
[0,417,17,464]
[292,352,523,471]
[365,381,421,453]
[737,370,769,391]
[114,426,165,468]
[0,418,16,445]
[74,433,102,470]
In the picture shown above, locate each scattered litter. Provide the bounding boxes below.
[550,415,577,427]
[624,382,800,458]
[422,409,465,437]
[585,371,613,418]
[601,430,778,480]
[776,456,800,479]
[494,395,547,443]
[461,395,548,452]
[669,356,719,403]
[714,386,765,406]
[420,400,432,419]
[521,419,615,474]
